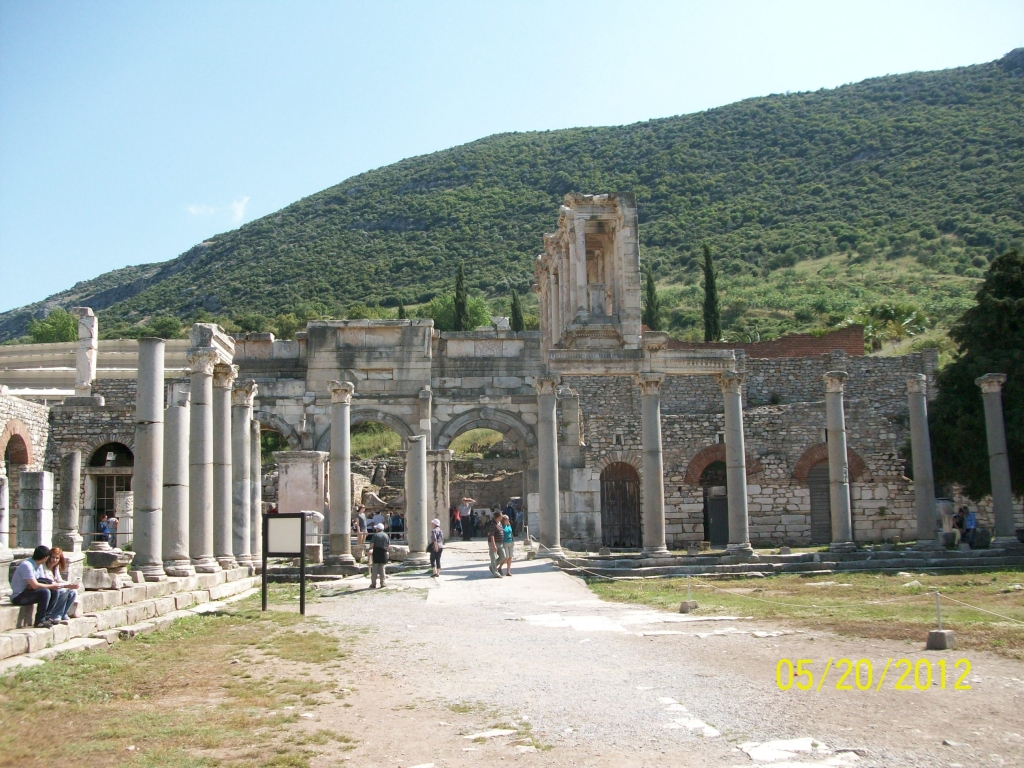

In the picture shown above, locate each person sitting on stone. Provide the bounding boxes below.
[964,507,978,547]
[9,546,60,628]
[43,546,79,625]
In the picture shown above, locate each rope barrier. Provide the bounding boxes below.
[937,592,1024,626]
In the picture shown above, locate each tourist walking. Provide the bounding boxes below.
[42,547,79,624]
[367,523,390,588]
[9,546,58,628]
[428,518,444,577]
[487,510,504,577]
[459,496,475,541]
[500,514,514,576]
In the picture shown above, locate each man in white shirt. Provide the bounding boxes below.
[459,497,475,541]
[9,546,59,628]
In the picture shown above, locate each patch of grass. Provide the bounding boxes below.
[589,569,1024,658]
[350,421,401,459]
[449,428,506,458]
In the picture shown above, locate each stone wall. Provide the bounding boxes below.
[0,393,50,546]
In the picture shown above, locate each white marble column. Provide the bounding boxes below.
[162,383,193,576]
[188,348,220,573]
[250,419,262,565]
[638,373,668,555]
[133,338,167,580]
[70,307,98,398]
[231,380,257,568]
[718,371,753,556]
[535,375,563,556]
[0,476,12,598]
[907,374,939,547]
[824,371,855,551]
[328,381,355,565]
[574,215,588,316]
[404,434,430,566]
[213,363,239,570]
[976,373,1018,547]
[53,451,84,554]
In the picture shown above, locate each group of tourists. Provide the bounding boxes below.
[953,506,978,547]
[365,516,446,588]
[486,509,515,578]
[9,545,79,628]
[450,497,523,542]
[351,504,405,544]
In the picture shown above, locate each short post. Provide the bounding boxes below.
[926,591,955,650]
[679,574,698,613]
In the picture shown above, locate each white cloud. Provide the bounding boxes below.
[186,196,251,226]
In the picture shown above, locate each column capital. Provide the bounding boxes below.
[716,370,745,393]
[534,375,561,396]
[70,306,95,320]
[408,434,426,445]
[231,379,258,407]
[824,370,848,393]
[906,373,928,395]
[212,363,239,389]
[635,373,665,395]
[187,347,220,376]
[329,380,355,404]
[975,372,1007,393]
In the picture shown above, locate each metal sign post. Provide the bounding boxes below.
[262,512,307,616]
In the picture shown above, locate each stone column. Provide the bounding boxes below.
[17,471,53,547]
[418,387,433,445]
[162,383,193,576]
[0,476,11,598]
[213,363,239,571]
[328,381,355,565]
[53,451,84,554]
[638,373,668,555]
[132,338,167,580]
[188,348,220,573]
[824,371,855,551]
[535,375,563,557]
[232,380,257,568]
[907,374,939,547]
[574,215,588,315]
[976,373,1018,547]
[718,371,753,556]
[404,434,430,566]
[70,307,98,398]
[250,419,262,565]
[427,449,453,537]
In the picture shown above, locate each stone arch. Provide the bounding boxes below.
[0,419,33,466]
[82,432,136,465]
[254,411,302,449]
[593,450,643,475]
[683,443,763,486]
[314,409,416,452]
[792,443,867,482]
[434,408,536,455]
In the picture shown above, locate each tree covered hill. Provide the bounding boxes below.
[2,49,1023,342]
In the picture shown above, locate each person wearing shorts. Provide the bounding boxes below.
[500,514,514,576]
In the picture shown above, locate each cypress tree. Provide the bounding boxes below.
[641,269,662,331]
[397,299,407,320]
[454,262,469,332]
[510,289,525,332]
[702,243,722,342]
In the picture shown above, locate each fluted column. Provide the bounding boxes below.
[907,374,939,547]
[53,451,83,554]
[718,371,753,555]
[976,373,1018,547]
[405,435,430,566]
[213,363,239,570]
[638,373,668,555]
[133,338,167,580]
[824,371,855,551]
[535,375,563,557]
[162,383,193,576]
[329,381,355,565]
[188,348,220,573]
[232,379,257,568]
[250,419,262,565]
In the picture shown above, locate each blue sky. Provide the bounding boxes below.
[1,0,1022,313]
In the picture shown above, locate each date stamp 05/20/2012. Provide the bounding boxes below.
[776,658,972,692]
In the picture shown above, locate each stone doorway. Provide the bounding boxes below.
[600,462,641,548]
[701,460,729,545]
[807,460,832,545]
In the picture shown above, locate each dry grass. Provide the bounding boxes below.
[590,569,1024,658]
[0,585,358,767]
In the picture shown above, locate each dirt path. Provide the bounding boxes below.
[300,542,1024,768]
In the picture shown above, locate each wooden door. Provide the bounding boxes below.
[600,463,641,548]
[807,461,832,545]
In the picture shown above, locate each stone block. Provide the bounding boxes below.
[0,605,21,633]
[190,590,210,605]
[781,515,805,525]
[144,582,173,599]
[118,622,156,639]
[122,585,149,604]
[174,593,195,610]
[11,627,52,653]
[91,629,121,644]
[153,596,177,616]
[926,629,955,650]
[5,632,29,656]
[68,616,98,639]
[0,634,13,660]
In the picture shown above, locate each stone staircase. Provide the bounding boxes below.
[0,568,259,668]
[557,545,1024,579]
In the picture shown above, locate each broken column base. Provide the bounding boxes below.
[679,600,698,614]
[926,629,956,650]
[82,568,134,590]
[828,541,858,553]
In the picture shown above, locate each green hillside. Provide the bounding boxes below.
[2,49,1023,344]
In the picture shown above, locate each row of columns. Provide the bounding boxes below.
[128,338,262,582]
[531,367,1017,556]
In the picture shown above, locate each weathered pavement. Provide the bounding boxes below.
[307,542,1024,768]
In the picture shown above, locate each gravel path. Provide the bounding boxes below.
[306,542,1024,768]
